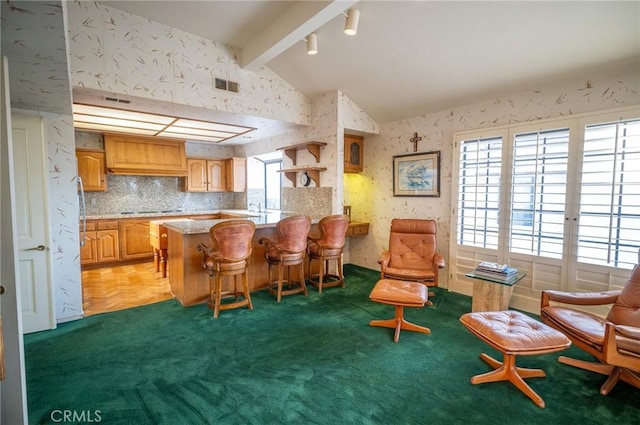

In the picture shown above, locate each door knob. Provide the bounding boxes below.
[24,245,46,251]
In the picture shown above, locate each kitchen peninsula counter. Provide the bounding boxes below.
[162,212,320,306]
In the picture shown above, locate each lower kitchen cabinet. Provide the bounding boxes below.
[119,219,155,260]
[80,221,120,265]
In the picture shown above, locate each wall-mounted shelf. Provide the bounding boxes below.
[277,142,327,166]
[278,167,327,187]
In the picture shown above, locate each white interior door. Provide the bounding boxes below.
[12,114,55,333]
[1,55,28,425]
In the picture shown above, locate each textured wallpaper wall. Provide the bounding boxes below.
[347,66,640,288]
[67,1,310,126]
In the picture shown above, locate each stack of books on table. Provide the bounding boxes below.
[474,261,520,284]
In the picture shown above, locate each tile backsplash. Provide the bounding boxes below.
[84,174,244,216]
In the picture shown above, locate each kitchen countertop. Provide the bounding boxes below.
[161,211,292,234]
[86,209,272,220]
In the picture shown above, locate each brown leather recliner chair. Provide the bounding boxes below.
[378,219,445,301]
[540,262,640,395]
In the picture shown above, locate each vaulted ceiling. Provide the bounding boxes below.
[2,1,639,141]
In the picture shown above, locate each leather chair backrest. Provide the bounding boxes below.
[209,220,256,261]
[606,264,640,327]
[316,215,350,249]
[388,219,437,270]
[275,215,312,253]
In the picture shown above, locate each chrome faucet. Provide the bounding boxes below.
[249,202,263,212]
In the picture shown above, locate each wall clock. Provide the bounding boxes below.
[299,171,311,187]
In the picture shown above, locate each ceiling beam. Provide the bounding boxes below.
[240,0,358,70]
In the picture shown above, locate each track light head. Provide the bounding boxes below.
[344,8,360,35]
[306,33,318,55]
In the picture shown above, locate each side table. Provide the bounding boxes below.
[465,271,526,311]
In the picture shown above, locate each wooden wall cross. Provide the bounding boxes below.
[410,132,422,152]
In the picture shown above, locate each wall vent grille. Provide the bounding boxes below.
[104,96,131,104]
[214,77,239,93]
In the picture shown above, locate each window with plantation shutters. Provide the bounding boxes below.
[457,136,503,249]
[577,119,640,269]
[509,128,570,259]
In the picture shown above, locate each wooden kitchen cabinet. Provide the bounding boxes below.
[344,134,363,173]
[76,150,106,191]
[183,158,226,192]
[119,219,154,260]
[80,220,120,264]
[104,134,187,176]
[226,157,246,192]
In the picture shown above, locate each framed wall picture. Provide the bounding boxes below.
[393,151,440,197]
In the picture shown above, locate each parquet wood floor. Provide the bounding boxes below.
[82,261,173,316]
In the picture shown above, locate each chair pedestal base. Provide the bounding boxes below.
[472,353,546,408]
[559,356,640,395]
[369,305,431,343]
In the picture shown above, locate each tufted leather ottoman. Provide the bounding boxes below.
[460,310,571,408]
[369,279,431,342]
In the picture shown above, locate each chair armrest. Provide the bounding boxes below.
[378,250,391,278]
[378,250,390,267]
[196,243,210,269]
[541,289,621,308]
[258,237,276,246]
[603,322,640,366]
[615,325,640,340]
[433,252,445,269]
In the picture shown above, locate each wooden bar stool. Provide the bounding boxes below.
[259,215,311,302]
[307,214,350,293]
[196,220,256,318]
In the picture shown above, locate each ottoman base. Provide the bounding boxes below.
[369,279,430,343]
[369,305,431,343]
[473,353,547,408]
[460,310,571,408]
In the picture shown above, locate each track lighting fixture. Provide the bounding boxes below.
[343,8,360,35]
[306,33,318,55]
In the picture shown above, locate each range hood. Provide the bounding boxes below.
[104,134,188,177]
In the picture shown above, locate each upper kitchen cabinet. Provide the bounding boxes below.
[76,149,106,192]
[344,134,364,173]
[183,158,226,192]
[104,134,188,176]
[226,157,246,192]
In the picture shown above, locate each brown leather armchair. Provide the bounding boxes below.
[540,263,640,395]
[378,219,445,292]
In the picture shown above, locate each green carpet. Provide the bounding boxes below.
[25,265,639,424]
